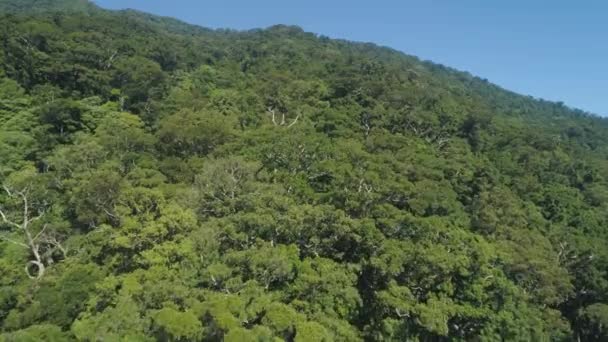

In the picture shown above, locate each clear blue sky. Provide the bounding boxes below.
[93,0,608,117]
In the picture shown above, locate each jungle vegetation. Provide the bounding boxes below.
[0,0,607,341]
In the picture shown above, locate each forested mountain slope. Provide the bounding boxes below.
[0,0,94,13]
[1,1,607,341]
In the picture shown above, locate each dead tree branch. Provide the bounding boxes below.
[0,185,66,280]
[267,107,300,128]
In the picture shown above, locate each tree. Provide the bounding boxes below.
[0,324,69,342]
[156,109,235,157]
[152,307,202,341]
[0,185,66,279]
[577,303,608,341]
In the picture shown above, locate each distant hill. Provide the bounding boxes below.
[0,0,96,13]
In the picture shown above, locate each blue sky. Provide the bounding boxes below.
[94,0,608,117]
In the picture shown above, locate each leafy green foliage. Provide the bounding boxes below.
[0,1,607,341]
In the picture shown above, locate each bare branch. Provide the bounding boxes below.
[395,308,409,318]
[25,260,45,280]
[42,234,68,258]
[30,213,45,223]
[105,50,118,69]
[287,113,301,128]
[0,208,21,230]
[102,208,118,219]
[16,190,29,230]
[267,107,278,126]
[1,183,59,280]
[33,224,49,241]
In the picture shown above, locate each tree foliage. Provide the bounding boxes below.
[0,1,607,341]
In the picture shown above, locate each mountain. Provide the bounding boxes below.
[0,1,607,341]
[0,0,96,13]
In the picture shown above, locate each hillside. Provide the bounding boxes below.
[0,1,607,341]
[0,0,94,13]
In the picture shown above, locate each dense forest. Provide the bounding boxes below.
[0,0,607,341]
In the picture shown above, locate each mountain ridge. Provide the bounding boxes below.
[1,0,601,118]
[0,0,96,13]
